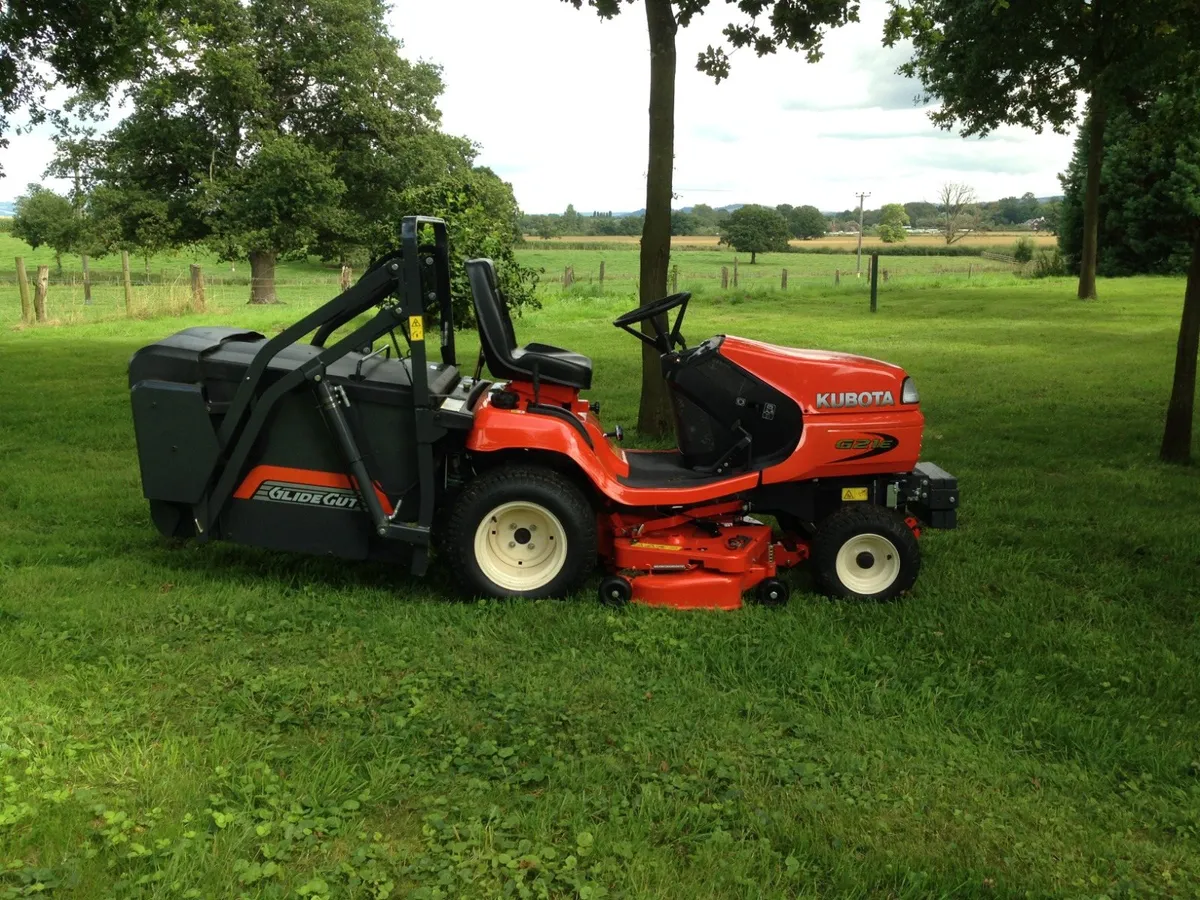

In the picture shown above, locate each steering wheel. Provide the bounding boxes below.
[612,291,692,354]
[613,292,691,327]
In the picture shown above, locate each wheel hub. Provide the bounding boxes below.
[474,501,567,591]
[835,533,901,595]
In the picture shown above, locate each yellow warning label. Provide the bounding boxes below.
[842,487,869,501]
[409,316,425,341]
[633,542,682,551]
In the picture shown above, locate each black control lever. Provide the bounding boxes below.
[604,424,624,442]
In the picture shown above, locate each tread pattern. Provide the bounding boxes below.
[443,464,596,599]
[811,504,921,601]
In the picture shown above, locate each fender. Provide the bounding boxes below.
[467,399,759,507]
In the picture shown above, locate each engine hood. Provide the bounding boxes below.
[718,336,911,416]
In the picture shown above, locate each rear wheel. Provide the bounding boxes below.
[444,465,596,599]
[811,505,920,601]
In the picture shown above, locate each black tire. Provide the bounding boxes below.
[598,575,633,607]
[810,505,920,601]
[755,577,790,607]
[443,465,596,599]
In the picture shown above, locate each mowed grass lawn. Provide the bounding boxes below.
[2,274,1200,898]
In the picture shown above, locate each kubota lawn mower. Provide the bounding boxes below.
[128,216,958,609]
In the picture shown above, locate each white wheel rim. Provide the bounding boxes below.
[835,533,901,595]
[473,501,568,592]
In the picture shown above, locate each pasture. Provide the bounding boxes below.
[1,250,1199,897]
[522,231,1058,251]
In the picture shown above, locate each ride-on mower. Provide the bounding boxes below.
[128,216,958,609]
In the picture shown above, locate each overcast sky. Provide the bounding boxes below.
[0,0,1079,213]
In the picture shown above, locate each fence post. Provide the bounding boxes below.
[883,269,890,283]
[81,254,93,305]
[33,265,49,323]
[599,260,605,286]
[968,264,973,280]
[121,251,134,315]
[15,257,31,324]
[190,264,207,312]
[671,264,678,293]
[721,266,729,289]
[733,257,739,288]
[781,268,788,290]
[835,269,840,286]
[340,264,352,292]
[869,253,879,313]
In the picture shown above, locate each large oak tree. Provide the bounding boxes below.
[91,0,470,302]
[566,0,860,437]
[884,0,1194,301]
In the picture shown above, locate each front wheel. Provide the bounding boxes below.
[811,505,920,601]
[444,465,596,599]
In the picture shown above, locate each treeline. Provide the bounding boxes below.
[523,193,1061,240]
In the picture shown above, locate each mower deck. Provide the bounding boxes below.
[608,503,808,609]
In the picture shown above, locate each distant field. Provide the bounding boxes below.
[524,231,1058,251]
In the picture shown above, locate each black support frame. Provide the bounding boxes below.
[194,216,457,575]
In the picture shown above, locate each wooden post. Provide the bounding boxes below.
[33,265,49,323]
[121,251,134,315]
[190,264,206,312]
[733,257,739,288]
[883,269,890,283]
[339,264,352,292]
[968,264,973,280]
[81,254,93,305]
[835,269,841,286]
[869,253,880,313]
[721,266,729,289]
[599,260,605,286]
[781,268,788,290]
[671,264,678,293]
[15,257,32,324]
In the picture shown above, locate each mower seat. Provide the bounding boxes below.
[466,258,593,390]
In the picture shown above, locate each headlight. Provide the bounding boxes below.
[901,377,920,404]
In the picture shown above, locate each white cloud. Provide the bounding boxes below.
[0,0,1080,212]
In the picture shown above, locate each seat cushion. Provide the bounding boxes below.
[512,346,593,390]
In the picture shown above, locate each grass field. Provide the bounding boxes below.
[2,263,1199,898]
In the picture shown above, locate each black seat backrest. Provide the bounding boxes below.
[466,258,517,375]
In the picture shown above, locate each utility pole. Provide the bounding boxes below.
[855,191,871,275]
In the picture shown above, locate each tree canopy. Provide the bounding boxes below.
[11,184,77,273]
[788,205,828,240]
[721,205,790,263]
[83,0,508,307]
[877,203,910,243]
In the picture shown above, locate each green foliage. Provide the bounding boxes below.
[11,184,78,270]
[1012,236,1035,264]
[788,204,828,240]
[877,203,910,244]
[720,205,790,263]
[1060,83,1200,276]
[670,210,698,236]
[400,168,540,326]
[1031,247,1067,278]
[88,0,484,294]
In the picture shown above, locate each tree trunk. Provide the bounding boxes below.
[55,251,62,276]
[750,251,757,265]
[248,250,278,304]
[1078,91,1107,301]
[1160,231,1200,464]
[636,0,677,439]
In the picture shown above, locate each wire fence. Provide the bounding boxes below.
[4,254,1032,329]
